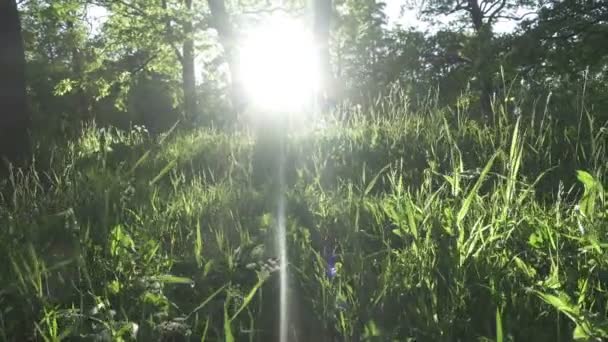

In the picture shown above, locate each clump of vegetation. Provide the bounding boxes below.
[1,94,606,340]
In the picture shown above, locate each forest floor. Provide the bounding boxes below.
[1,98,607,341]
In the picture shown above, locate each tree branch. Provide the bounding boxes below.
[494,11,536,21]
[171,43,183,64]
[238,5,307,16]
[447,0,469,15]
[487,0,507,23]
[95,0,147,17]
[479,0,492,13]
[481,0,501,17]
[130,53,158,75]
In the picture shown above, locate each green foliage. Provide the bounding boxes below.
[1,91,607,340]
[334,0,389,100]
[19,0,608,128]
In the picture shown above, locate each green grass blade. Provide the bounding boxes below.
[150,159,177,185]
[187,284,228,319]
[224,299,235,342]
[364,163,391,196]
[457,152,498,226]
[230,278,264,321]
[496,307,503,342]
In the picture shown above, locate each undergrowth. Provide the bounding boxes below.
[0,94,607,341]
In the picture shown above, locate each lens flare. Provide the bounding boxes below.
[238,18,318,111]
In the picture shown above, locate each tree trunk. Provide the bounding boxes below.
[476,26,493,119]
[0,0,29,166]
[207,0,243,112]
[313,0,333,108]
[468,0,493,119]
[67,20,91,121]
[182,0,197,120]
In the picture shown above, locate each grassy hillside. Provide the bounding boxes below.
[1,97,607,341]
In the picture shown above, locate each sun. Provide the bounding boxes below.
[237,17,319,111]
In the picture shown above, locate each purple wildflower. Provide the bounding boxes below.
[327,254,337,278]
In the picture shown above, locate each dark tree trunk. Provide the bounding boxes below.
[207,0,243,112]
[475,26,494,119]
[477,28,494,118]
[207,0,233,44]
[182,0,197,120]
[313,0,333,107]
[467,0,484,31]
[0,0,29,166]
[468,0,493,119]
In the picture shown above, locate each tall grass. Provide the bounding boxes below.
[0,91,606,341]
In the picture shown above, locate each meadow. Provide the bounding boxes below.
[1,93,607,341]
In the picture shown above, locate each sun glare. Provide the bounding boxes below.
[238,18,318,111]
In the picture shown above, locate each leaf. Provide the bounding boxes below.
[404,195,418,240]
[230,278,264,321]
[54,79,75,96]
[528,232,543,248]
[577,170,596,189]
[573,324,590,340]
[505,117,523,208]
[576,170,603,218]
[513,256,536,278]
[110,225,135,258]
[535,291,579,322]
[107,280,121,294]
[151,275,194,285]
[363,320,381,338]
[195,221,204,268]
[508,117,521,172]
[142,291,169,307]
[203,260,214,277]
